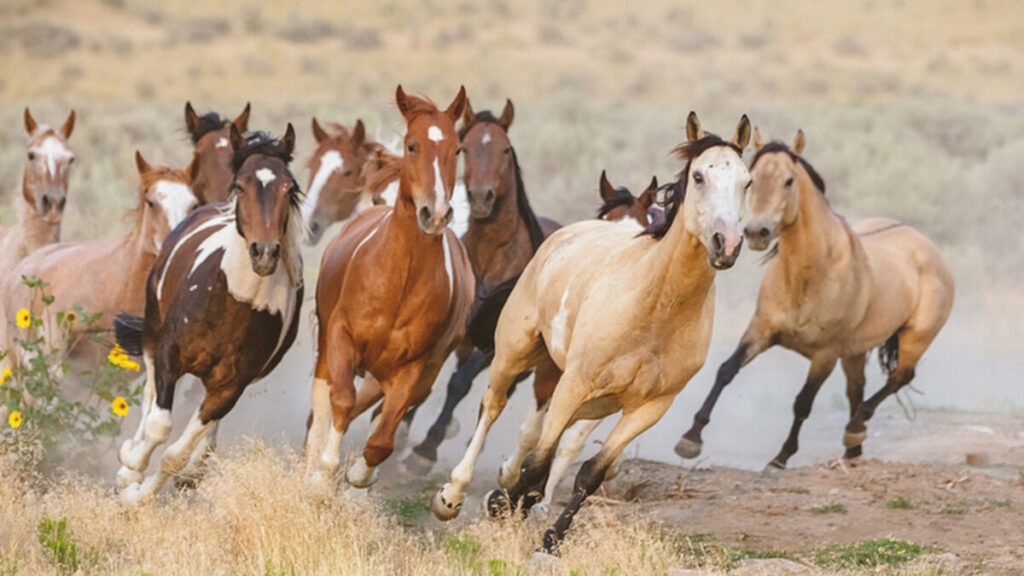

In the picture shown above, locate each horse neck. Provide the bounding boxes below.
[15,190,60,251]
[464,163,526,270]
[651,201,715,305]
[776,169,847,284]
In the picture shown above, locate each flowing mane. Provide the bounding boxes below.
[188,111,228,144]
[751,141,827,194]
[596,186,637,219]
[643,133,740,239]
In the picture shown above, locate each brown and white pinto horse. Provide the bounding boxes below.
[300,117,395,244]
[0,108,76,276]
[675,128,955,468]
[434,112,751,554]
[597,170,662,229]
[184,102,251,204]
[1,152,199,372]
[304,87,474,490]
[114,126,304,505]
[405,98,560,471]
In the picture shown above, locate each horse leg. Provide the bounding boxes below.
[768,356,838,469]
[173,421,220,490]
[841,354,867,459]
[498,354,561,488]
[347,365,424,489]
[409,349,491,466]
[117,351,158,488]
[118,349,179,491]
[310,325,357,480]
[535,417,602,515]
[676,323,773,459]
[540,395,674,554]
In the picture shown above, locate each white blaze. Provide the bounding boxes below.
[302,150,343,225]
[152,180,198,232]
[34,136,73,178]
[432,157,447,217]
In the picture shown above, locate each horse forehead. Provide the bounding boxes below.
[410,115,456,146]
[466,123,506,147]
[197,127,231,151]
[694,147,747,180]
[242,156,290,181]
[31,133,72,157]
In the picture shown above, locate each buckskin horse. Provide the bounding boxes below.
[114,125,304,505]
[184,102,251,204]
[674,128,954,468]
[304,87,474,490]
[434,112,752,554]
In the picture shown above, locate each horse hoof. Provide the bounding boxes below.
[346,459,377,489]
[120,483,151,508]
[432,484,463,521]
[403,450,436,476]
[497,460,519,488]
[674,436,703,459]
[541,529,562,556]
[844,445,863,460]
[484,488,512,520]
[530,547,559,570]
[445,419,461,440]
[116,467,143,490]
[173,476,200,492]
[843,428,867,449]
[532,501,551,517]
[766,458,787,471]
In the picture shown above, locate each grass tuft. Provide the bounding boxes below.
[37,517,99,574]
[814,538,936,568]
[809,503,848,515]
[886,496,915,509]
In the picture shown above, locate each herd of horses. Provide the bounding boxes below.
[2,90,954,553]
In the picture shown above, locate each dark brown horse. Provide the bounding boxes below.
[114,125,304,505]
[304,87,474,490]
[184,102,251,204]
[404,98,560,472]
[597,170,662,229]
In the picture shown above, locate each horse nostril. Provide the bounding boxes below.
[41,197,50,212]
[445,206,454,222]
[57,197,66,211]
[485,190,495,202]
[308,221,320,235]
[759,227,770,238]
[711,232,725,253]
[419,205,432,223]
[269,244,280,258]
[249,243,261,259]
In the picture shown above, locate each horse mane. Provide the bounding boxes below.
[751,141,826,194]
[231,131,302,208]
[189,111,228,144]
[643,133,740,239]
[596,187,636,219]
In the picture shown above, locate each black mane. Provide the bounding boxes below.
[231,131,302,207]
[751,141,826,194]
[596,187,636,219]
[189,111,229,144]
[643,134,740,239]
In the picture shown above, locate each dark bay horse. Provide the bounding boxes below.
[675,128,954,468]
[305,87,474,490]
[114,125,304,505]
[404,98,559,472]
[184,102,251,204]
[434,112,752,555]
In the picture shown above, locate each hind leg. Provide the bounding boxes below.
[768,355,837,469]
[841,354,867,459]
[498,355,561,488]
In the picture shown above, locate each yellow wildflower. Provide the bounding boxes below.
[8,411,22,429]
[15,308,31,329]
[0,367,10,386]
[112,397,129,417]
[108,345,127,366]
[65,309,78,324]
[121,360,141,372]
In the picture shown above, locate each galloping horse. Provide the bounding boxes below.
[300,117,394,244]
[0,108,76,276]
[304,87,474,490]
[184,102,251,204]
[597,170,662,229]
[114,126,304,504]
[405,98,560,471]
[675,128,954,467]
[2,152,199,372]
[434,112,752,554]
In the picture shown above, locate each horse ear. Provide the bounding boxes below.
[462,98,476,127]
[639,177,658,209]
[599,170,616,203]
[445,85,468,121]
[60,110,76,139]
[311,117,329,144]
[395,85,412,118]
[499,99,515,130]
[752,126,765,152]
[352,119,366,147]
[278,123,296,156]
[792,129,806,155]
[135,150,152,175]
[648,175,659,192]
[233,102,251,133]
[229,123,244,153]
[184,102,200,138]
[186,152,202,184]
[732,114,751,150]
[24,107,38,135]
[686,111,703,142]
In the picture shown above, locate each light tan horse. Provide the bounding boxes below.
[1,152,199,374]
[0,108,76,276]
[675,129,955,468]
[434,112,752,554]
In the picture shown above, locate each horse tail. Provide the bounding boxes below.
[877,331,900,376]
[114,314,145,356]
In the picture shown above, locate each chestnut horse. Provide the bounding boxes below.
[405,98,560,471]
[434,112,751,554]
[675,128,955,468]
[304,87,474,490]
[184,102,251,204]
[300,117,395,244]
[0,108,76,276]
[1,152,199,374]
[114,126,303,505]
[597,170,662,229]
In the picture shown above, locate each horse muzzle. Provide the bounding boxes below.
[304,218,325,246]
[743,223,775,251]
[708,231,743,270]
[417,203,454,236]
[468,189,496,219]
[36,192,66,222]
[248,241,281,276]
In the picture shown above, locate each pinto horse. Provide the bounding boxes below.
[433,112,751,553]
[300,117,395,244]
[1,152,199,376]
[675,128,955,468]
[304,86,474,489]
[597,170,662,229]
[114,126,304,505]
[0,108,76,276]
[404,98,560,471]
[184,102,251,204]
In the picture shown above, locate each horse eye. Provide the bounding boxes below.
[343,170,353,177]
[146,199,155,209]
[784,177,795,187]
[693,172,704,184]
[27,152,36,161]
[503,148,511,154]
[407,144,416,153]
[68,157,75,164]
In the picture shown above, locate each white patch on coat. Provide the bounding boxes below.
[481,132,491,145]
[33,136,73,178]
[428,125,444,142]
[379,180,399,206]
[302,150,343,225]
[255,168,276,186]
[451,181,469,236]
[351,212,390,261]
[550,288,571,356]
[152,180,198,232]
[216,137,229,148]
[442,230,454,305]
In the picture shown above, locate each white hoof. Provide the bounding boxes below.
[532,501,551,517]
[117,467,144,490]
[346,457,378,489]
[120,482,152,507]
[432,483,464,521]
[498,459,519,488]
[529,549,558,570]
[445,419,461,440]
[345,484,371,500]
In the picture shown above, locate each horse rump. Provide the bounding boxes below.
[114,314,146,356]
[466,275,520,353]
[877,331,899,375]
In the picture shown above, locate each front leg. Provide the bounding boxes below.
[768,355,838,469]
